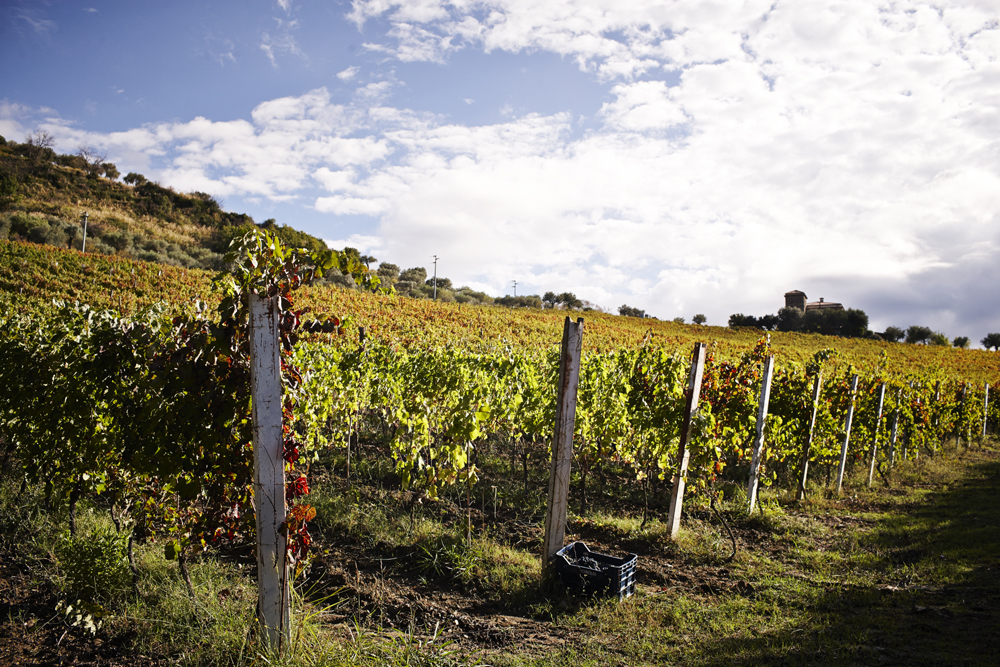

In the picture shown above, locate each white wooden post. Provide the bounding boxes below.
[542,317,584,572]
[867,383,887,487]
[835,374,859,495]
[796,373,823,501]
[666,342,707,538]
[746,356,775,514]
[249,294,290,653]
[983,383,990,439]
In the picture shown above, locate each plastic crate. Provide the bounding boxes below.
[553,541,637,601]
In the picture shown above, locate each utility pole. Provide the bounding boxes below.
[512,280,517,297]
[432,255,439,300]
[80,212,89,253]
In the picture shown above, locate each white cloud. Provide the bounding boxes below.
[337,66,360,81]
[12,6,57,36]
[324,234,383,253]
[260,18,305,68]
[9,1,1000,333]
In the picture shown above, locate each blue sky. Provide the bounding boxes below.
[3,1,1000,343]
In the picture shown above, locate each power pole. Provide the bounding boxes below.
[80,212,89,253]
[512,280,517,297]
[432,255,439,300]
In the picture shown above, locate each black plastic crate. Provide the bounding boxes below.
[553,541,637,601]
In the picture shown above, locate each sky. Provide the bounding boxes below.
[2,1,1000,343]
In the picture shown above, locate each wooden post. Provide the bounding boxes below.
[542,317,584,572]
[867,383,887,487]
[983,383,990,439]
[958,383,968,450]
[835,374,859,495]
[889,389,901,469]
[666,342,707,538]
[249,294,290,653]
[796,373,823,500]
[746,356,775,514]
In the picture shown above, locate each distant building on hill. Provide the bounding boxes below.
[784,290,844,312]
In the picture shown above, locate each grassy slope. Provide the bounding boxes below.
[4,237,1000,383]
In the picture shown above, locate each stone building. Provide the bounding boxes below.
[784,290,844,312]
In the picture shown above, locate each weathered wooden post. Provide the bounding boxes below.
[666,342,707,538]
[958,383,968,450]
[983,383,990,439]
[835,374,859,495]
[746,356,775,514]
[867,383,887,487]
[796,373,823,501]
[889,389,901,469]
[249,294,290,653]
[542,317,584,573]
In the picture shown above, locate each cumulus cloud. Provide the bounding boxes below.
[8,1,1000,335]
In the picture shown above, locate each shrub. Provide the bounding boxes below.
[56,522,131,601]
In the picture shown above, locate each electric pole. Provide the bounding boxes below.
[80,212,89,253]
[432,255,439,300]
[512,280,517,297]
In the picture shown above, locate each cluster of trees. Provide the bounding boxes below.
[352,261,495,305]
[879,325,963,347]
[729,306,870,338]
[728,306,995,349]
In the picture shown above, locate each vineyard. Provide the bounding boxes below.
[1,234,999,665]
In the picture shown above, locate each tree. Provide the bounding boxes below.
[399,267,427,284]
[981,333,1000,351]
[952,336,970,349]
[692,314,707,325]
[124,172,147,186]
[360,255,377,269]
[425,276,453,291]
[672,316,685,324]
[882,326,904,343]
[776,306,802,332]
[0,174,19,211]
[929,332,950,346]
[377,263,400,282]
[619,304,645,318]
[843,308,869,338]
[558,292,583,310]
[758,314,779,331]
[543,292,582,310]
[496,294,542,308]
[101,163,120,180]
[24,130,56,161]
[905,325,933,345]
[728,313,758,328]
[76,145,107,176]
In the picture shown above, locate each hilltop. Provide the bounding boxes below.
[0,133,327,271]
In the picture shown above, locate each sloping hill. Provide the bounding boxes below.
[0,134,326,271]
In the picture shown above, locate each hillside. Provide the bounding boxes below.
[0,134,327,271]
[4,237,999,383]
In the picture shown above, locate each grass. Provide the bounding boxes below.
[490,448,1000,666]
[1,443,998,666]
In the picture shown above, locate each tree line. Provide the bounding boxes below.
[727,305,994,349]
